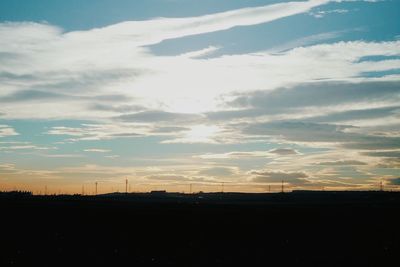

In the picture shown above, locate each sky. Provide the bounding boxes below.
[0,0,399,194]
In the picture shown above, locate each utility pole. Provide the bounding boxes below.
[268,185,271,193]
[95,182,98,195]
[221,182,225,193]
[125,178,128,194]
[380,180,384,192]
[281,180,284,193]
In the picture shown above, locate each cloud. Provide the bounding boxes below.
[0,0,331,70]
[146,174,190,182]
[108,133,142,138]
[0,163,16,171]
[47,126,88,137]
[316,160,367,166]
[250,170,309,185]
[151,126,190,134]
[0,90,69,102]
[206,81,400,140]
[388,177,400,185]
[225,80,400,115]
[310,9,349,18]
[334,0,383,3]
[2,21,400,119]
[195,148,299,160]
[363,150,400,158]
[243,120,400,151]
[116,110,202,123]
[0,125,19,137]
[0,0,398,120]
[306,106,400,123]
[376,158,400,169]
[268,148,300,155]
[161,124,220,144]
[180,46,220,59]
[195,151,271,159]
[197,167,237,177]
[145,174,217,183]
[341,136,400,150]
[47,124,144,141]
[244,121,356,143]
[42,154,84,158]
[84,149,111,153]
[89,103,146,113]
[105,155,120,159]
[0,89,132,104]
[0,145,54,151]
[93,0,330,46]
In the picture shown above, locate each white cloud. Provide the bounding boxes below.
[179,46,221,59]
[85,0,330,47]
[84,149,111,153]
[162,125,220,144]
[310,9,349,18]
[195,148,300,159]
[196,151,271,159]
[0,145,54,151]
[0,125,19,137]
[0,0,395,121]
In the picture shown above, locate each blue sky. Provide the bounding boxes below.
[0,0,399,194]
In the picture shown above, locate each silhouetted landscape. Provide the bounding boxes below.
[1,191,399,266]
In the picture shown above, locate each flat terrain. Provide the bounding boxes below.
[1,191,399,266]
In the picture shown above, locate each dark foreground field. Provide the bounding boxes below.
[1,191,399,266]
